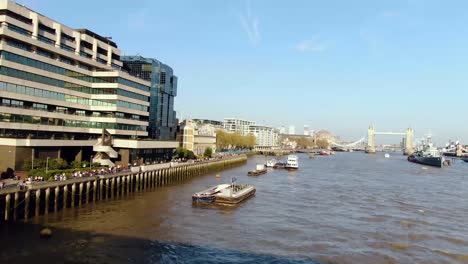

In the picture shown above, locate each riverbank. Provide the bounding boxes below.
[0,155,247,222]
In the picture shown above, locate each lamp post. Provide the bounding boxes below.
[45,157,50,178]
[89,155,93,170]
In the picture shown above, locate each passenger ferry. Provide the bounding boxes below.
[285,155,299,171]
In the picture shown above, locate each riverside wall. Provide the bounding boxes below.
[0,156,247,222]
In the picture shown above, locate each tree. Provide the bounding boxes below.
[295,137,313,149]
[203,147,213,158]
[316,139,330,149]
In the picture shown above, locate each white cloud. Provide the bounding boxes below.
[239,0,260,46]
[295,37,327,53]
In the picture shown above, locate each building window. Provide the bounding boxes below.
[38,23,56,35]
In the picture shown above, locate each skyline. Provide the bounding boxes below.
[20,0,468,144]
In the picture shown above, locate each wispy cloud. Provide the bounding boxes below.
[239,0,260,46]
[295,37,327,53]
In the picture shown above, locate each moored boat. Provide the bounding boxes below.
[265,159,277,167]
[192,180,256,205]
[192,184,230,203]
[285,155,299,170]
[408,135,447,168]
[408,154,445,168]
[247,164,267,176]
[215,184,256,204]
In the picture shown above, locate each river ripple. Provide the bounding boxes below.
[2,153,468,263]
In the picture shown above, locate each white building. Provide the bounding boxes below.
[288,125,295,135]
[249,125,279,148]
[304,125,310,136]
[279,126,286,134]
[223,118,255,136]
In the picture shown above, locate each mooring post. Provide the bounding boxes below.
[63,185,68,209]
[92,179,97,202]
[35,189,41,217]
[110,177,115,199]
[13,192,19,221]
[86,181,91,204]
[4,193,11,221]
[116,176,121,198]
[71,183,76,208]
[45,188,50,215]
[78,183,84,206]
[54,186,59,213]
[24,190,30,221]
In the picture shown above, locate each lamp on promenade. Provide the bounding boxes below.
[89,155,93,170]
[45,157,50,178]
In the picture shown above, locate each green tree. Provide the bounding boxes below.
[316,139,330,149]
[186,150,196,160]
[295,137,313,149]
[203,147,213,158]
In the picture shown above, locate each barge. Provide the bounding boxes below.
[247,164,267,176]
[192,182,256,204]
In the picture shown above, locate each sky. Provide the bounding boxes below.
[19,0,468,144]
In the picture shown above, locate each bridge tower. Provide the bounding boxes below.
[404,128,414,155]
[366,125,376,154]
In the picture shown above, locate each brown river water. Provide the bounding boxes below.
[1,153,468,264]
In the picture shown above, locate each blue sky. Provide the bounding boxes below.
[20,0,468,144]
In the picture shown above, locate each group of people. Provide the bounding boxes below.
[51,166,128,181]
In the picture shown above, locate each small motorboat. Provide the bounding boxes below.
[384,153,390,158]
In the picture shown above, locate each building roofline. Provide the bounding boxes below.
[76,29,117,48]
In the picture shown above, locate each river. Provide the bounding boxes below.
[2,153,468,263]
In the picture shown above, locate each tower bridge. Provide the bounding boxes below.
[329,125,415,155]
[366,125,414,155]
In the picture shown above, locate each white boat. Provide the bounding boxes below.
[215,183,256,204]
[192,181,256,204]
[285,155,299,170]
[384,153,390,158]
[266,159,277,167]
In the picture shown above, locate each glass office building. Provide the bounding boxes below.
[121,56,178,140]
[0,0,178,170]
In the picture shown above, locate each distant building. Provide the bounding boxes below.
[281,137,298,149]
[223,118,255,136]
[279,126,286,134]
[304,125,310,136]
[249,125,279,149]
[192,119,223,128]
[288,125,295,135]
[122,55,178,140]
[177,120,217,156]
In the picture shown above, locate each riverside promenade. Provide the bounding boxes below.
[0,155,247,222]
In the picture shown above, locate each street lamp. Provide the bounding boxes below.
[45,157,50,178]
[89,155,93,170]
